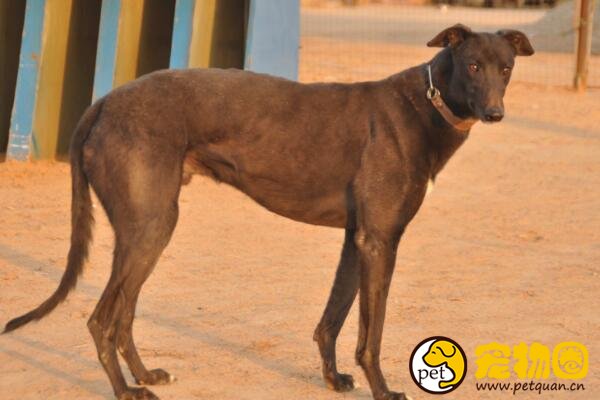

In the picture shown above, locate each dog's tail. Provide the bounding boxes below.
[3,100,103,334]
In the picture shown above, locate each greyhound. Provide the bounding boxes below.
[4,24,533,400]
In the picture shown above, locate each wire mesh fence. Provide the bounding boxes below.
[299,0,599,88]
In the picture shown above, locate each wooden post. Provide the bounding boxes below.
[574,0,596,92]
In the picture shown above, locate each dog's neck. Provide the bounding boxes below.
[386,49,475,180]
[428,48,475,121]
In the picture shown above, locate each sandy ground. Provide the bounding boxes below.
[1,5,600,400]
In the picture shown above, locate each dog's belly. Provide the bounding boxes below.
[238,177,349,228]
[184,145,353,228]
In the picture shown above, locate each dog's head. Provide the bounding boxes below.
[423,339,459,367]
[427,24,534,123]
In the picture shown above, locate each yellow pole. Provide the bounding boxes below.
[114,0,144,87]
[33,0,74,158]
[189,0,245,69]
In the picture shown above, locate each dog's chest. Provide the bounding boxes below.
[425,179,435,197]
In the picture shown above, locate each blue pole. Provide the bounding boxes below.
[170,0,196,69]
[7,0,46,160]
[245,0,300,80]
[92,0,121,101]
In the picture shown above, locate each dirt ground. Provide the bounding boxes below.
[1,5,599,400]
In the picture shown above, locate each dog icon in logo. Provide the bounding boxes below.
[409,336,467,394]
[423,339,466,389]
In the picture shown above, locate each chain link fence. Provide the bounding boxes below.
[299,0,598,88]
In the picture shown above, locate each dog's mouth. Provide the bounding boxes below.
[482,118,502,124]
[467,100,481,120]
[469,101,503,124]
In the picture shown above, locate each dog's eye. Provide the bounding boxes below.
[468,63,480,73]
[502,66,512,76]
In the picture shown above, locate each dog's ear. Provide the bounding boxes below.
[497,29,535,56]
[427,24,472,48]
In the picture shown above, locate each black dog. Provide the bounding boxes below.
[4,24,533,400]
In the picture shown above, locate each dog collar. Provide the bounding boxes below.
[426,65,478,132]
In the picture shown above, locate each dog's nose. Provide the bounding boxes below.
[484,108,504,122]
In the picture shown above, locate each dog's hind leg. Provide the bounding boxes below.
[313,227,360,392]
[88,201,179,400]
[116,206,179,386]
[116,251,177,387]
[84,137,183,399]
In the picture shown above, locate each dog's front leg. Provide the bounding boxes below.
[314,227,360,392]
[354,226,407,400]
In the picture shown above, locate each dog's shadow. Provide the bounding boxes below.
[0,242,372,399]
[0,339,113,399]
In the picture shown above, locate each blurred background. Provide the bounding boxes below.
[300,0,599,86]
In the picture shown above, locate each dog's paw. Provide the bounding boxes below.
[135,368,176,385]
[118,386,159,400]
[325,372,355,392]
